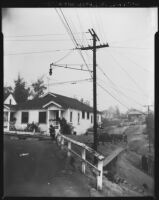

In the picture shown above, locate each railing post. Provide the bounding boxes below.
[61,137,64,150]
[97,159,103,191]
[81,148,86,174]
[67,141,71,157]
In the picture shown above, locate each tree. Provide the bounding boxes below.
[31,77,47,99]
[13,74,31,104]
[146,112,154,145]
[115,106,120,119]
[4,85,13,98]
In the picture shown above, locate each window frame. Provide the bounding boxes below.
[91,115,93,124]
[87,112,90,119]
[82,111,85,119]
[21,112,29,124]
[70,111,73,122]
[39,111,47,124]
[78,112,80,124]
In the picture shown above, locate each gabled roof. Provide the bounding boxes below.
[4,93,15,101]
[4,104,17,110]
[127,109,146,115]
[13,92,101,113]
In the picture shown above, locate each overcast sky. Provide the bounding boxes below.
[2,8,157,112]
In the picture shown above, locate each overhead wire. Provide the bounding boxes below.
[97,82,130,109]
[107,50,148,98]
[4,39,84,42]
[4,48,75,56]
[59,8,79,47]
[47,78,92,86]
[74,9,89,47]
[4,32,86,38]
[54,50,73,64]
[97,67,143,107]
[57,8,93,79]
[109,46,152,50]
[111,48,152,73]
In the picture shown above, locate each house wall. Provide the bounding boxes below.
[4,94,17,105]
[63,108,101,135]
[13,107,102,135]
[14,109,48,131]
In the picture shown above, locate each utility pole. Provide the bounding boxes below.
[144,105,153,153]
[77,29,109,152]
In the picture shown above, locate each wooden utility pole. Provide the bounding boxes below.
[78,29,109,152]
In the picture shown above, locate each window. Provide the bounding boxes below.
[91,115,93,124]
[87,112,90,119]
[82,111,85,119]
[78,113,80,124]
[39,112,46,123]
[21,112,29,123]
[70,111,73,122]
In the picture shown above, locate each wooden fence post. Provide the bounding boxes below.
[97,159,103,190]
[61,137,64,150]
[81,148,86,174]
[67,141,71,157]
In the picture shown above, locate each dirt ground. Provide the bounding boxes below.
[68,124,154,196]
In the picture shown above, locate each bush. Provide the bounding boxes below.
[25,122,40,132]
[58,118,74,135]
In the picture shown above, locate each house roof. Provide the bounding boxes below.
[4,93,15,101]
[4,93,9,101]
[127,109,146,115]
[13,92,101,113]
[4,104,17,110]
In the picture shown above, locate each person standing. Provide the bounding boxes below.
[49,124,55,140]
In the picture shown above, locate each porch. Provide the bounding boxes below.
[4,106,16,131]
[47,109,64,134]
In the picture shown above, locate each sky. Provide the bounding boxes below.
[2,8,157,112]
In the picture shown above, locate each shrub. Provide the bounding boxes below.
[25,122,40,132]
[58,118,74,135]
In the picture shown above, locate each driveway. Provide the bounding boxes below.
[3,135,90,197]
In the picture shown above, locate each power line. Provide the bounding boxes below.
[54,51,73,64]
[59,8,79,47]
[47,78,92,86]
[56,8,92,79]
[97,71,143,107]
[111,48,152,73]
[4,39,84,42]
[4,48,75,56]
[97,82,129,109]
[108,50,148,98]
[4,32,86,38]
[75,9,89,47]
[110,46,152,50]
[54,8,77,47]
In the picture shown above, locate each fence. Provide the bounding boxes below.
[56,132,105,190]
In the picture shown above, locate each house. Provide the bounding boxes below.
[3,92,102,135]
[4,93,17,130]
[127,109,146,123]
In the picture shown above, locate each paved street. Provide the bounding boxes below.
[3,135,90,197]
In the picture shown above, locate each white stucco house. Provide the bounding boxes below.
[3,92,102,135]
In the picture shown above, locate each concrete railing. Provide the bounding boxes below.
[56,132,105,190]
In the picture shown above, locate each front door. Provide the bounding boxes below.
[55,110,59,120]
